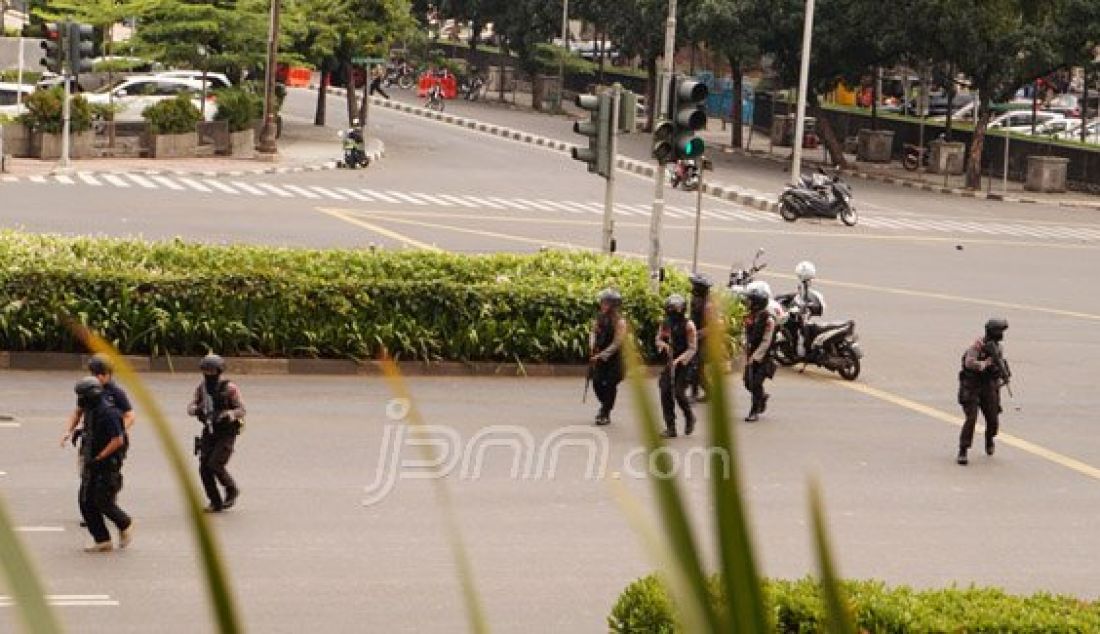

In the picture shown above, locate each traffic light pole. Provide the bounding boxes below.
[691,157,705,273]
[602,85,621,254]
[647,0,677,292]
[59,73,71,169]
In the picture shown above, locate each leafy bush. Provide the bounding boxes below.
[17,87,93,134]
[0,232,741,361]
[610,575,1100,632]
[213,88,263,133]
[142,94,202,135]
[0,70,41,84]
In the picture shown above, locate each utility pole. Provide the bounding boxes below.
[648,0,677,292]
[258,0,281,155]
[558,0,568,114]
[603,84,621,253]
[790,0,815,184]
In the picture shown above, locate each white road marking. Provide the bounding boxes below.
[230,181,267,196]
[361,189,399,203]
[385,191,429,205]
[150,176,185,191]
[175,177,211,193]
[258,183,293,197]
[125,173,157,189]
[488,196,526,210]
[15,526,65,533]
[204,179,240,195]
[77,172,102,186]
[436,194,478,208]
[100,174,131,188]
[0,422,20,429]
[0,594,120,608]
[309,186,347,200]
[334,187,373,202]
[54,174,75,185]
[539,200,584,214]
[408,192,453,206]
[28,175,47,184]
[512,198,556,212]
[281,184,320,199]
[461,195,506,209]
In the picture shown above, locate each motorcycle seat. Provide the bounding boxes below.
[805,320,852,338]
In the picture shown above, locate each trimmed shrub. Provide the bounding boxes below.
[213,88,263,133]
[610,574,1100,632]
[0,232,740,361]
[18,87,93,134]
[142,94,202,135]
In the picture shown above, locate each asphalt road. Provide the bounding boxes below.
[2,84,1100,632]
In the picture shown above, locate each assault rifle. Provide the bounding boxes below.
[984,341,1013,398]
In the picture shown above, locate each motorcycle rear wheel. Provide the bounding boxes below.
[838,349,861,380]
[779,201,799,222]
[839,204,858,226]
[902,152,919,171]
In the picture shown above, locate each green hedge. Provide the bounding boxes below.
[143,94,202,135]
[0,232,737,361]
[610,574,1100,632]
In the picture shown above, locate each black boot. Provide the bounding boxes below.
[758,393,769,414]
[957,448,968,465]
[661,423,677,439]
[985,439,995,456]
[685,416,696,436]
[223,487,239,510]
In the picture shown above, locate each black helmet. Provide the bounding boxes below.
[744,287,769,312]
[597,288,623,309]
[665,294,687,313]
[199,353,226,373]
[74,376,103,400]
[689,274,712,295]
[985,318,1008,341]
[87,353,112,375]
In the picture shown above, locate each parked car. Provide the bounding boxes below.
[0,82,35,118]
[84,76,217,123]
[154,70,233,91]
[1055,119,1100,143]
[1034,117,1077,137]
[988,110,1065,133]
[1045,94,1081,118]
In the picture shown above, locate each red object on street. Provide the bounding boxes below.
[417,72,458,99]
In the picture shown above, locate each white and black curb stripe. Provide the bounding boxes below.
[344,89,782,215]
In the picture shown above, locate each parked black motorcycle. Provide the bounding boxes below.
[460,75,485,101]
[770,293,861,380]
[778,168,858,226]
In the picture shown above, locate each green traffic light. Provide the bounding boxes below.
[679,137,704,159]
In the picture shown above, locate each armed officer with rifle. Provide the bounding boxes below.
[188,354,247,512]
[957,318,1012,466]
[587,289,627,426]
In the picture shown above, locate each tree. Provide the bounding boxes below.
[1053,0,1100,142]
[129,0,269,74]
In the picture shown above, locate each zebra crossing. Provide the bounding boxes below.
[5,171,1100,241]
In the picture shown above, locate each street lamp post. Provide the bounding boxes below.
[558,0,568,114]
[257,0,281,155]
[789,0,815,184]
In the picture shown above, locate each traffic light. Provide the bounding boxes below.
[571,92,613,178]
[40,22,63,74]
[668,75,708,160]
[68,23,95,77]
[651,119,674,163]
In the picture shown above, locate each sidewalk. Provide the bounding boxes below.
[0,119,381,178]
[696,124,1100,209]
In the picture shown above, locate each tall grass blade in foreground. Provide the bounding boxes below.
[809,480,856,634]
[0,495,63,634]
[75,326,242,633]
[701,304,769,631]
[620,333,722,631]
[377,354,489,634]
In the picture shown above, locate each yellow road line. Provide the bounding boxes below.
[323,209,1100,482]
[344,210,1100,322]
[823,374,1100,482]
[317,208,442,251]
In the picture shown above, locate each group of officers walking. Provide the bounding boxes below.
[586,274,1012,466]
[588,273,781,437]
[63,353,246,552]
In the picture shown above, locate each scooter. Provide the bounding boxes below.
[384,66,415,90]
[778,167,858,226]
[460,75,485,101]
[770,291,861,380]
[336,127,369,169]
[902,143,930,171]
[727,248,767,296]
[669,160,700,191]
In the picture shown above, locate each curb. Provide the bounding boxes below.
[0,351,590,378]
[316,86,781,216]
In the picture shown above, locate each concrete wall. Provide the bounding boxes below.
[0,36,43,72]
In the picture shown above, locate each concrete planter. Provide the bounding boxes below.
[1025,156,1069,193]
[770,115,816,147]
[31,131,94,159]
[856,129,894,163]
[930,140,965,175]
[150,132,198,159]
[1,124,30,158]
[229,128,255,158]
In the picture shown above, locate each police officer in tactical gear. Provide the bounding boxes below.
[656,294,698,437]
[62,353,135,447]
[957,319,1010,465]
[589,289,627,426]
[74,377,133,553]
[743,287,778,422]
[687,274,713,402]
[187,354,246,512]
